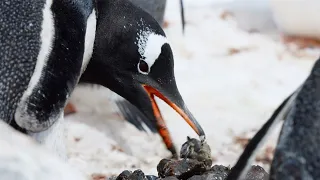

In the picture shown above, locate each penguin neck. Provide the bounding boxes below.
[79,56,125,94]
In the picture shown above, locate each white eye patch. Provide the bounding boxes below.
[136,31,168,75]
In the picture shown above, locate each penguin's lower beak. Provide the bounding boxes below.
[142,85,206,142]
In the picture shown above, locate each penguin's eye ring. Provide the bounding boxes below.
[138,60,149,74]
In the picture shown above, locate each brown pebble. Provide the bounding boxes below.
[162,20,170,28]
[111,145,124,152]
[234,136,251,148]
[91,173,107,180]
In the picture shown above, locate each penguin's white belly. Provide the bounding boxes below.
[270,0,320,39]
[28,114,67,161]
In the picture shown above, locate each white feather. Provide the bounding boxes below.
[81,9,97,74]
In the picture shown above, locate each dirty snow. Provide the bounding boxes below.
[65,0,320,179]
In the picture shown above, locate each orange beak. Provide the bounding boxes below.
[142,85,206,142]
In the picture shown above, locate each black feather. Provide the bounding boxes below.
[115,99,158,133]
[180,0,185,34]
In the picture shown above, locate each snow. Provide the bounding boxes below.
[65,0,320,178]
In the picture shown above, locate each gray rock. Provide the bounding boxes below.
[116,169,148,180]
[245,166,269,180]
[187,165,268,180]
[146,175,159,180]
[0,121,85,180]
[161,177,178,180]
[116,170,132,180]
[180,137,212,166]
[187,165,230,180]
[130,170,148,180]
[157,158,208,179]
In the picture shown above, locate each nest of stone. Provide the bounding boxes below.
[109,137,269,180]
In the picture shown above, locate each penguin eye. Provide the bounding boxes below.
[138,60,149,74]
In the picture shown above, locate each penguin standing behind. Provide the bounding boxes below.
[0,0,97,159]
[1,0,205,159]
[269,59,320,179]
[226,57,320,179]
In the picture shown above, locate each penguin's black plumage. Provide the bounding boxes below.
[270,58,320,179]
[79,0,205,157]
[1,0,97,158]
[0,0,44,133]
[65,0,188,156]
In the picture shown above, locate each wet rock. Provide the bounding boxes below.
[157,158,208,179]
[113,137,270,180]
[108,176,117,180]
[187,165,231,180]
[156,137,213,179]
[180,137,212,166]
[116,170,132,180]
[146,175,159,180]
[161,177,179,180]
[116,170,148,180]
[245,166,269,180]
[130,170,148,180]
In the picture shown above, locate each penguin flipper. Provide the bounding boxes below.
[115,99,157,133]
[226,89,300,180]
[14,0,96,132]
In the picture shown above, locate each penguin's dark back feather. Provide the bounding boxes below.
[270,58,320,179]
[1,0,96,132]
[226,93,294,180]
[0,0,45,124]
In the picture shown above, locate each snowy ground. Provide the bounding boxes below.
[65,0,320,179]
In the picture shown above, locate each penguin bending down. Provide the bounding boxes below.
[226,57,320,179]
[78,0,205,157]
[64,0,187,158]
[1,0,205,159]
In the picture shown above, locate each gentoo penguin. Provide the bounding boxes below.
[226,57,320,179]
[65,0,198,157]
[0,0,97,159]
[64,0,186,157]
[79,0,206,156]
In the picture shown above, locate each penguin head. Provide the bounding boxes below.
[82,0,205,141]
